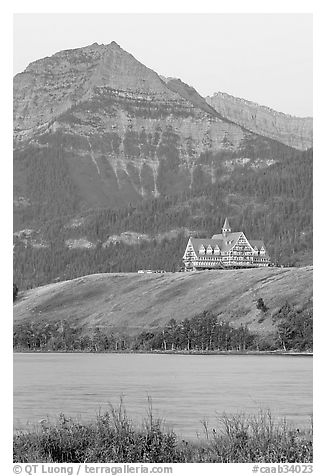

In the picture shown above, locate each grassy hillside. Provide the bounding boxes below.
[14,266,312,336]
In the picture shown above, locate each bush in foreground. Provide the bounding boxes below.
[13,406,312,463]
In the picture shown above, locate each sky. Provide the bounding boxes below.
[13,14,312,117]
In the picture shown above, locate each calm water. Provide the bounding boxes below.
[13,353,312,439]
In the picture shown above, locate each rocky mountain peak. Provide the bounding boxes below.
[109,40,121,48]
[14,42,187,143]
[86,42,179,96]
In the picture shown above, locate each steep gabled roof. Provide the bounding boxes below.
[249,240,270,258]
[222,217,231,231]
[185,227,270,261]
[211,232,242,241]
[190,232,243,255]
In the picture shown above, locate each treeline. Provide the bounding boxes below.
[273,302,313,352]
[134,315,255,352]
[13,234,186,290]
[13,303,312,353]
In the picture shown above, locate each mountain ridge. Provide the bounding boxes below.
[14,42,312,151]
[206,92,312,150]
[210,91,312,120]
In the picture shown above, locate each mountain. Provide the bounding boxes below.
[14,42,305,231]
[206,92,313,151]
[13,42,313,289]
[13,266,313,336]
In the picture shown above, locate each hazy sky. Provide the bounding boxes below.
[13,13,313,117]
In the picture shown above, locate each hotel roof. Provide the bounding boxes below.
[189,233,269,257]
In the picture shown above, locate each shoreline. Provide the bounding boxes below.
[13,349,313,356]
[13,407,313,463]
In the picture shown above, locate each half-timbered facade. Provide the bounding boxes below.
[183,218,270,271]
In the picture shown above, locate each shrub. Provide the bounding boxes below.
[256,298,268,313]
[13,283,18,302]
[13,406,312,463]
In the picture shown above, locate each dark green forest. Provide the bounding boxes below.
[13,148,312,290]
[13,302,312,353]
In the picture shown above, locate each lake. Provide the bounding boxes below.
[13,353,312,439]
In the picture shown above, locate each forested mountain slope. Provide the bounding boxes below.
[14,148,312,290]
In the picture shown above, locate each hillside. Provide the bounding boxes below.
[13,266,312,336]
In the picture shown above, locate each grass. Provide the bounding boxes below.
[13,403,313,463]
[14,267,313,336]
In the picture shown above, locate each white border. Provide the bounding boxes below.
[3,2,322,474]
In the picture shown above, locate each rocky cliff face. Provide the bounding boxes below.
[14,42,189,143]
[13,42,308,229]
[206,92,313,151]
